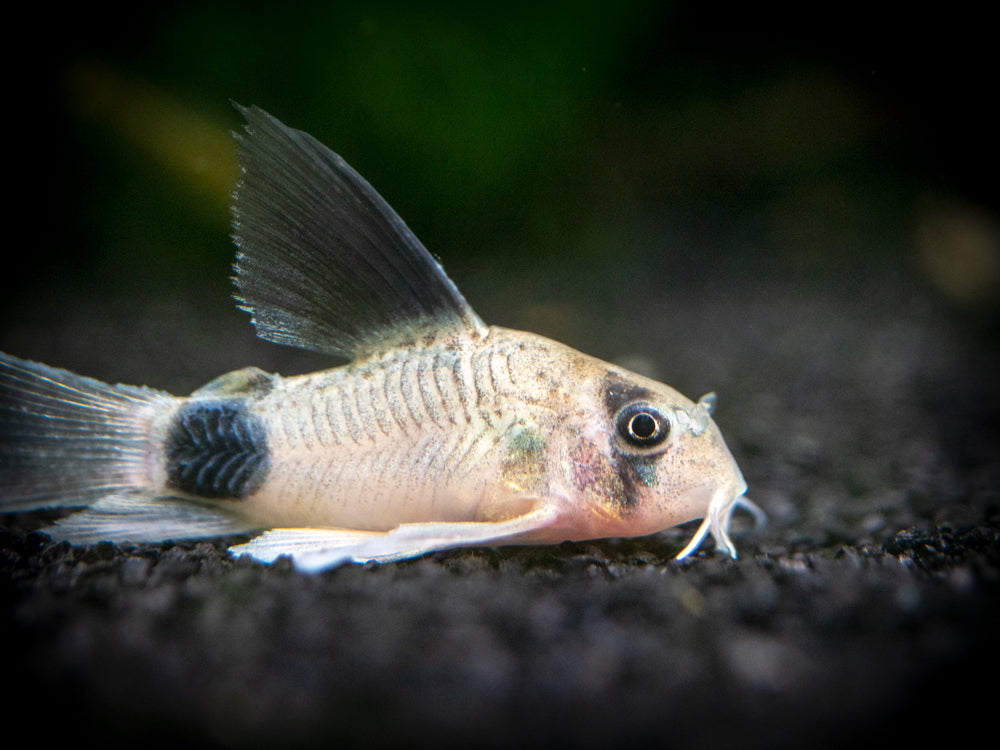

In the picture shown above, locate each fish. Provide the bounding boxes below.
[0,104,761,572]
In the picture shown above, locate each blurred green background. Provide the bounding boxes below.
[3,1,996,388]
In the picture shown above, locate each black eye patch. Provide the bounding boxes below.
[602,374,658,416]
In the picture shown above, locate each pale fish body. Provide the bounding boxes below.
[0,105,759,571]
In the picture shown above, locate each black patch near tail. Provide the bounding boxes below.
[166,399,269,499]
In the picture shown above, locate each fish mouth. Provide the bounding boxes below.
[673,478,764,560]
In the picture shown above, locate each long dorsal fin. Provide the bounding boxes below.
[230,104,486,360]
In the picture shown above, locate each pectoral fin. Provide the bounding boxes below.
[229,506,559,572]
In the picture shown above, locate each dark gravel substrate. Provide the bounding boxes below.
[3,252,997,749]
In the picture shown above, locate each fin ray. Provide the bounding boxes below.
[230,506,558,571]
[231,104,486,360]
[0,353,172,510]
[47,491,259,544]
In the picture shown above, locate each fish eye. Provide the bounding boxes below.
[615,402,670,448]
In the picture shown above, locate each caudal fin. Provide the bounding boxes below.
[0,352,173,511]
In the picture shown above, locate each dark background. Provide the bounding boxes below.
[2,2,997,746]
